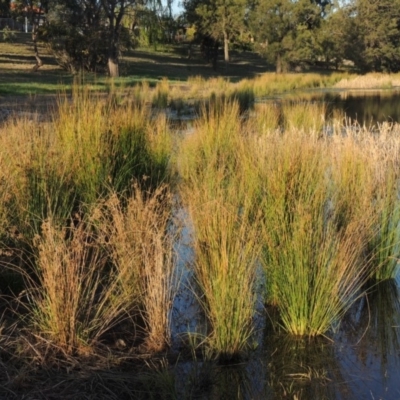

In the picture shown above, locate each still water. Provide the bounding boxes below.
[170,209,400,400]
[323,89,400,126]
[169,88,400,398]
[167,91,400,399]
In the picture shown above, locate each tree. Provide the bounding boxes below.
[184,0,248,63]
[314,2,356,69]
[352,0,400,72]
[43,0,108,73]
[102,0,127,77]
[249,0,294,72]
[13,0,49,70]
[249,0,330,72]
[0,0,11,17]
[42,0,139,75]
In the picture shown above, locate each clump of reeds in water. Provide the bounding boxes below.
[152,78,170,109]
[0,86,176,356]
[329,126,400,282]
[179,101,262,358]
[253,133,372,336]
[0,85,172,245]
[93,185,177,352]
[248,102,281,135]
[282,101,326,135]
[23,183,176,356]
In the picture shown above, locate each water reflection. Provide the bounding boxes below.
[264,332,348,399]
[337,279,400,399]
[169,278,400,399]
[325,91,400,126]
[257,89,400,127]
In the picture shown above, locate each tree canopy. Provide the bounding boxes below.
[6,0,400,75]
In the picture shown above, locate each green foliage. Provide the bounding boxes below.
[368,171,400,281]
[42,2,134,73]
[0,0,11,17]
[249,0,325,72]
[257,135,370,336]
[187,0,249,62]
[1,26,16,42]
[353,0,400,72]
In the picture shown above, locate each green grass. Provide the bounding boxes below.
[0,33,348,100]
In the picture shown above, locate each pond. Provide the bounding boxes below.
[324,89,400,126]
[166,92,400,399]
[263,88,400,127]
[168,88,400,133]
[169,225,400,400]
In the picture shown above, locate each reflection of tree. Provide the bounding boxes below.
[265,333,348,399]
[344,279,400,383]
[210,363,255,400]
[173,358,265,400]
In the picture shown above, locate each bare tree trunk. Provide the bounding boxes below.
[276,53,282,74]
[108,26,120,77]
[108,56,119,78]
[223,30,229,63]
[31,12,43,71]
[103,0,125,78]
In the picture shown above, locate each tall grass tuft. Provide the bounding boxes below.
[0,117,75,241]
[152,78,170,109]
[255,134,371,336]
[94,184,176,352]
[282,101,326,134]
[179,101,261,358]
[248,102,281,135]
[367,164,400,281]
[56,85,172,197]
[0,86,172,250]
[329,129,400,281]
[25,182,176,355]
[28,217,111,354]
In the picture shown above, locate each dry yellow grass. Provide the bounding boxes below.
[334,72,400,89]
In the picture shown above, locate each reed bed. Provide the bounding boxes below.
[0,87,172,245]
[2,82,400,374]
[330,127,400,281]
[248,72,346,98]
[334,72,400,89]
[20,183,176,356]
[152,72,348,111]
[282,101,327,134]
[249,102,281,135]
[152,78,170,108]
[0,87,176,358]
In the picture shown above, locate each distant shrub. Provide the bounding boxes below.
[2,26,16,42]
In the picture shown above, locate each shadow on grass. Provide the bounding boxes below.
[122,47,273,83]
[0,43,274,97]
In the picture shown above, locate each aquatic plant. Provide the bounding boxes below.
[248,102,281,135]
[330,129,400,281]
[152,77,170,109]
[94,185,177,352]
[282,101,326,134]
[22,182,176,355]
[179,101,262,358]
[368,169,400,281]
[26,217,112,354]
[255,133,370,336]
